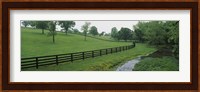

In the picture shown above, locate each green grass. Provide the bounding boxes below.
[21,27,131,58]
[133,56,179,71]
[22,43,157,71]
[21,27,157,71]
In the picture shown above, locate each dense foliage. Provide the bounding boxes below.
[58,21,75,35]
[118,27,133,41]
[89,26,98,36]
[133,21,179,58]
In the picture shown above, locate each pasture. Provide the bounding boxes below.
[21,27,157,71]
[21,27,130,58]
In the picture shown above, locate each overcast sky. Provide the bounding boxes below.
[57,21,139,33]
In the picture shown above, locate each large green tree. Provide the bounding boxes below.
[164,21,179,58]
[133,22,147,42]
[89,26,98,36]
[143,21,167,46]
[35,21,49,34]
[81,22,91,41]
[111,27,119,40]
[118,27,133,41]
[58,21,75,35]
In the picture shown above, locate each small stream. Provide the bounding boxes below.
[116,56,142,71]
[116,48,174,71]
[116,52,155,71]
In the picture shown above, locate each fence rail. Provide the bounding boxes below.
[21,44,135,69]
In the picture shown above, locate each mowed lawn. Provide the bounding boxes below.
[21,27,131,58]
[22,43,157,71]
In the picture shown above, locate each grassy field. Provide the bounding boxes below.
[21,27,131,58]
[22,43,157,71]
[21,27,157,71]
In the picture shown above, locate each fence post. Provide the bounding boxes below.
[111,48,113,54]
[71,53,73,62]
[106,49,107,54]
[100,50,102,56]
[82,52,84,60]
[92,51,94,58]
[36,57,38,69]
[56,55,58,65]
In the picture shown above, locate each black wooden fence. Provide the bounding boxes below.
[21,44,135,69]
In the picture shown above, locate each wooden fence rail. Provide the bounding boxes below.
[21,44,135,69]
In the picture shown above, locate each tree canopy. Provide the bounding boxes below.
[111,27,119,40]
[58,21,75,35]
[89,26,98,36]
[81,22,91,41]
[35,21,49,34]
[132,21,179,58]
[118,27,133,41]
[22,21,30,27]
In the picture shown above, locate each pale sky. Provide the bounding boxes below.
[57,21,139,33]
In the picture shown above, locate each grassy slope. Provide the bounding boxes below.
[21,27,130,58]
[133,56,179,71]
[22,43,157,71]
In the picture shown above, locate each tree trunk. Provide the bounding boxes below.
[65,27,68,35]
[53,30,55,43]
[66,30,68,35]
[85,35,86,41]
[42,29,44,34]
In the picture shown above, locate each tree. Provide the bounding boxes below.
[111,27,118,40]
[132,21,179,58]
[118,27,133,41]
[133,22,147,42]
[73,28,80,34]
[29,21,36,28]
[143,21,167,46]
[81,22,91,41]
[58,21,75,35]
[89,26,98,36]
[35,21,49,34]
[48,21,57,43]
[99,32,105,36]
[164,21,179,58]
[22,21,30,27]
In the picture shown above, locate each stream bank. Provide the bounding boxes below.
[116,48,178,71]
